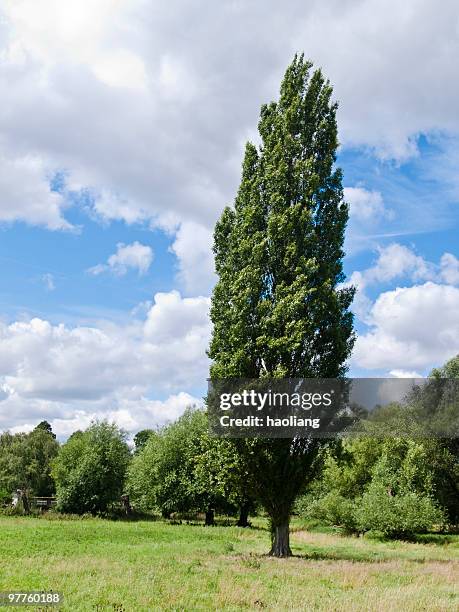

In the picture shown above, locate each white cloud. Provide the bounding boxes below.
[144,290,210,342]
[440,252,459,285]
[88,241,153,276]
[44,392,201,439]
[0,152,71,229]
[0,291,210,436]
[359,243,435,287]
[345,243,436,321]
[345,187,392,222]
[169,222,215,294]
[389,369,423,379]
[92,49,147,91]
[353,282,459,371]
[1,0,459,239]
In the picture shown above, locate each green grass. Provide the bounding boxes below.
[0,515,458,611]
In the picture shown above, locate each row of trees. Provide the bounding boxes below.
[1,358,457,542]
[0,412,252,524]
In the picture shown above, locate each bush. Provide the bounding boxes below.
[355,483,445,538]
[297,491,358,533]
[0,489,11,506]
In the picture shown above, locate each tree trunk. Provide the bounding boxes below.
[269,519,292,557]
[205,507,215,526]
[121,494,131,516]
[237,502,250,527]
[20,490,30,514]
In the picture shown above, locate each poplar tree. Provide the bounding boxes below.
[208,55,355,556]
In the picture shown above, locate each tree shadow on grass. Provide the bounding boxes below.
[408,533,458,546]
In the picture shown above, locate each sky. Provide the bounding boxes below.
[0,0,459,438]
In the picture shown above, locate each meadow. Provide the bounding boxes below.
[0,515,458,611]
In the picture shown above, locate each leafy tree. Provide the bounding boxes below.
[431,354,459,379]
[355,471,445,538]
[193,430,256,527]
[35,420,56,439]
[0,425,59,497]
[52,421,130,514]
[128,409,214,519]
[208,55,355,555]
[133,429,156,453]
[416,355,459,522]
[127,433,161,513]
[127,408,248,523]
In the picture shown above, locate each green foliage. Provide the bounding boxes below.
[35,420,57,439]
[0,424,59,496]
[208,54,355,554]
[0,488,11,506]
[355,482,445,538]
[127,408,243,518]
[430,354,459,379]
[302,430,455,537]
[52,421,130,514]
[315,438,384,499]
[133,429,156,453]
[298,491,358,533]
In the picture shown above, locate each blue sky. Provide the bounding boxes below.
[0,0,458,437]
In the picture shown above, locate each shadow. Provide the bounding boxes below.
[408,533,458,546]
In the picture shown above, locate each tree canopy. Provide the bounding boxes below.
[208,55,355,556]
[52,421,130,514]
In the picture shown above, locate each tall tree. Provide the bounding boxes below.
[0,425,59,498]
[52,421,130,514]
[127,408,243,523]
[208,55,355,556]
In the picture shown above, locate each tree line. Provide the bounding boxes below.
[0,391,456,541]
[0,355,458,551]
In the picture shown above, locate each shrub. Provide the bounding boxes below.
[355,482,445,538]
[0,488,11,506]
[297,491,358,533]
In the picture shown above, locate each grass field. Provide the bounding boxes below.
[0,516,458,611]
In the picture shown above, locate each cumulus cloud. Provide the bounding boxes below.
[12,392,202,440]
[169,222,215,295]
[88,241,153,276]
[355,243,435,288]
[345,243,459,322]
[0,152,71,229]
[440,252,459,285]
[1,0,459,237]
[345,187,392,222]
[0,290,210,436]
[353,282,459,371]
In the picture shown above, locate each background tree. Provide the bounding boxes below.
[0,423,59,499]
[35,420,57,439]
[298,354,459,533]
[133,429,156,454]
[52,421,130,514]
[127,408,245,523]
[193,429,256,527]
[209,55,355,556]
